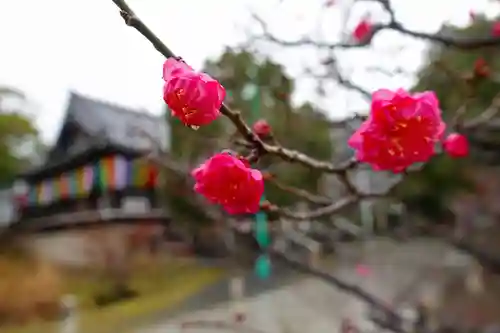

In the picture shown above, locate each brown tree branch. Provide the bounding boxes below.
[312,56,372,100]
[267,177,333,205]
[109,3,500,330]
[250,0,500,51]
[270,249,407,333]
[111,0,359,177]
[462,93,500,130]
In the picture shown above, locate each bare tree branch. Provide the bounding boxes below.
[111,0,361,177]
[270,250,407,333]
[108,2,500,331]
[250,0,500,51]
[312,56,372,100]
[267,176,333,205]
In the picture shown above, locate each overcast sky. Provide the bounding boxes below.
[0,0,498,144]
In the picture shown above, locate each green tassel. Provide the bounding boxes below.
[250,73,271,280]
[256,255,271,279]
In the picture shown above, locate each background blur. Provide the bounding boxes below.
[1,0,500,332]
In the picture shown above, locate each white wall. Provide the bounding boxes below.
[21,224,164,268]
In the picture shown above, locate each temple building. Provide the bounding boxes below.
[7,92,170,266]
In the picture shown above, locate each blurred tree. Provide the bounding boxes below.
[414,15,500,118]
[0,86,39,185]
[397,156,472,222]
[398,16,499,221]
[164,49,334,223]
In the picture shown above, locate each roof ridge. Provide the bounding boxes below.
[69,91,162,120]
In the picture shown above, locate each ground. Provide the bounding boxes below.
[0,256,225,333]
[0,238,475,333]
[138,239,472,333]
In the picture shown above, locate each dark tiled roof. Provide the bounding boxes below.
[20,92,169,177]
[66,92,169,151]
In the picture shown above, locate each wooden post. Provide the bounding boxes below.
[421,285,441,331]
[60,295,78,333]
[230,275,246,325]
[309,242,321,268]
[465,261,484,295]
[400,305,417,333]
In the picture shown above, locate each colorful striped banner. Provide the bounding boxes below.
[68,171,78,197]
[28,186,37,204]
[146,165,159,188]
[20,155,163,206]
[93,160,104,191]
[83,165,94,192]
[50,178,58,201]
[128,159,138,186]
[41,180,52,204]
[46,179,55,202]
[136,159,149,186]
[114,155,128,190]
[38,181,46,204]
[35,183,43,203]
[102,156,116,189]
[59,174,70,199]
[131,160,140,186]
[126,159,134,186]
[75,167,85,196]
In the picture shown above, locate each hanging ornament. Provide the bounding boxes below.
[250,68,271,280]
[255,254,271,278]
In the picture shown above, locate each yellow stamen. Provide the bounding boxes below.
[174,89,200,129]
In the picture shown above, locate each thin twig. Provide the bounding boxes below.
[111,0,358,176]
[250,0,500,51]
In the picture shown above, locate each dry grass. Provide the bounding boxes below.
[0,249,63,325]
[0,251,225,333]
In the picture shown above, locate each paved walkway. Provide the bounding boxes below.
[138,239,473,333]
[164,262,298,318]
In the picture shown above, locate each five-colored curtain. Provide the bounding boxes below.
[25,155,159,205]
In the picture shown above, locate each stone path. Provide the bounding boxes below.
[138,239,472,333]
